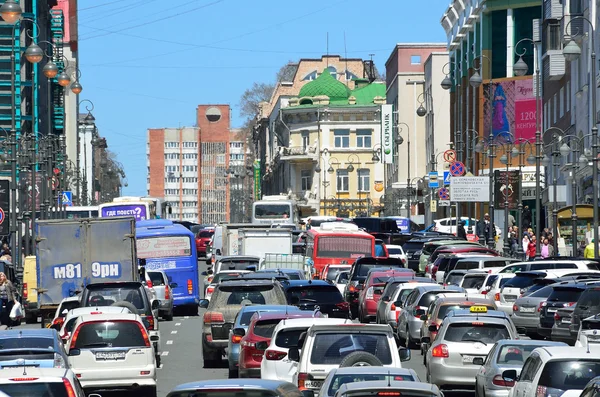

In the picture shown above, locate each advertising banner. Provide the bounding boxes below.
[100,204,147,221]
[494,170,521,210]
[0,180,8,236]
[20,172,43,211]
[136,236,191,259]
[380,104,393,163]
[253,160,261,201]
[482,77,540,142]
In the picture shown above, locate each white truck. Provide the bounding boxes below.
[207,223,274,264]
[260,253,312,279]
[237,228,293,261]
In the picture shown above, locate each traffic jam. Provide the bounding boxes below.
[4,212,600,397]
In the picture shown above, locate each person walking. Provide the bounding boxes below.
[457,221,467,240]
[0,272,16,327]
[522,232,530,260]
[541,239,550,259]
[523,205,532,229]
[528,235,537,260]
[585,239,596,259]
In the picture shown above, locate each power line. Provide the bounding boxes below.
[86,64,279,70]
[79,0,122,12]
[85,85,195,105]
[79,0,152,24]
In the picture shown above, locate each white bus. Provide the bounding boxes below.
[66,206,99,219]
[99,196,168,221]
[251,196,299,225]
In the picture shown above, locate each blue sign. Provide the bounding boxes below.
[438,188,450,200]
[429,172,439,188]
[101,204,147,221]
[450,161,466,177]
[443,171,451,185]
[60,191,73,206]
[51,262,122,279]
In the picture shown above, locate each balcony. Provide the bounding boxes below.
[543,50,565,81]
[279,145,317,163]
[543,0,563,20]
[294,190,319,213]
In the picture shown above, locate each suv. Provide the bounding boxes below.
[289,323,411,394]
[282,280,350,319]
[502,346,600,397]
[570,285,600,341]
[0,367,89,397]
[146,270,174,321]
[419,240,481,273]
[199,280,287,367]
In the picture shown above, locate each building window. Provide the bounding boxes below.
[216,154,225,164]
[570,0,582,14]
[302,70,317,81]
[553,94,557,124]
[547,23,562,51]
[301,169,312,191]
[559,87,565,118]
[301,130,309,150]
[410,55,421,65]
[334,129,350,148]
[327,66,337,78]
[566,82,570,112]
[357,169,370,192]
[337,170,349,192]
[356,129,372,148]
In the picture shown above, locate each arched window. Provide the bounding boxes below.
[345,70,358,80]
[327,66,337,78]
[302,71,318,81]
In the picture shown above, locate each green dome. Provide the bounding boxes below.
[299,68,351,99]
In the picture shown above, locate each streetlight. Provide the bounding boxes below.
[346,153,363,216]
[327,157,342,215]
[511,137,536,258]
[498,133,516,255]
[78,100,96,206]
[563,16,598,258]
[474,133,499,249]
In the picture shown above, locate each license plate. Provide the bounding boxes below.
[305,381,323,389]
[95,351,126,360]
[520,307,536,313]
[462,355,475,364]
[547,309,557,313]
[562,318,572,324]
[505,295,517,302]
[2,365,37,369]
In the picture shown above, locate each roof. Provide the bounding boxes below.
[218,255,260,262]
[169,378,296,393]
[349,82,386,104]
[536,346,599,359]
[299,68,351,99]
[77,313,140,323]
[338,380,440,395]
[249,311,320,323]
[446,309,509,321]
[238,304,301,313]
[219,279,282,286]
[272,317,351,329]
[492,339,568,347]
[66,306,131,318]
[281,280,332,288]
[434,295,493,304]
[0,329,57,338]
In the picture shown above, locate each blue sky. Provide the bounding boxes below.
[78,0,451,197]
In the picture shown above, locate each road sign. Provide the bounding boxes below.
[430,199,437,213]
[438,187,450,200]
[428,172,439,188]
[449,161,466,176]
[0,207,5,225]
[449,176,490,202]
[443,171,451,185]
[439,200,451,207]
[61,191,73,207]
[443,150,456,163]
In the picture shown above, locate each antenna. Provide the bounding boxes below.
[369,53,375,82]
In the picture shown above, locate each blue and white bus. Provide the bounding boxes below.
[135,219,199,315]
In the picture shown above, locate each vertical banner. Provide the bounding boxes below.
[494,170,521,209]
[0,180,8,236]
[253,160,261,201]
[20,172,43,211]
[380,104,393,163]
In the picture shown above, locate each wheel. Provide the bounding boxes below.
[136,386,157,397]
[187,305,198,316]
[339,351,383,367]
[228,367,238,378]
[405,326,416,349]
[203,347,221,368]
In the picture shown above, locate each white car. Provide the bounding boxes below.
[575,314,600,348]
[66,313,157,396]
[333,271,350,296]
[386,244,408,266]
[0,367,94,397]
[260,317,350,383]
[432,217,501,237]
[289,323,411,396]
[318,367,421,397]
[59,306,132,343]
[502,346,600,397]
[377,281,437,331]
[48,295,80,330]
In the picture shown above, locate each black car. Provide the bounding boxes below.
[344,257,405,318]
[570,285,600,340]
[281,279,350,319]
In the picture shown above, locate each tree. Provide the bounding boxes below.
[238,82,275,120]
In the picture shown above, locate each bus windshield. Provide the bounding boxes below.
[136,236,192,258]
[317,236,372,258]
[254,204,291,219]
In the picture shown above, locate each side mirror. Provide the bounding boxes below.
[420,315,428,321]
[398,347,411,362]
[207,269,214,275]
[199,299,209,309]
[473,357,485,366]
[428,324,438,332]
[170,283,178,289]
[421,336,431,344]
[151,300,159,310]
[216,249,222,255]
[288,346,300,362]
[232,328,246,337]
[255,341,268,351]
[68,349,81,356]
[502,369,518,383]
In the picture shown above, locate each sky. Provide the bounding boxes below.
[78,0,452,197]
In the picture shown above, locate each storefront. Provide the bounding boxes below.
[557,204,594,253]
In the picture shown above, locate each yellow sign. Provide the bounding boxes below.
[374,181,384,192]
[430,199,437,213]
[470,306,488,313]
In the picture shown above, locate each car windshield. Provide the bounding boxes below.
[388,248,402,255]
[326,267,346,281]
[0,337,54,350]
[462,275,486,289]
[525,285,554,298]
[58,301,80,317]
[402,242,423,253]
[219,260,258,271]
[197,230,213,238]
[84,286,148,314]
[73,321,146,349]
[485,275,498,287]
[418,291,458,307]
[446,273,466,286]
[577,289,600,310]
[147,272,165,286]
[275,328,306,348]
[212,272,246,284]
[328,373,416,396]
[317,236,372,259]
[286,286,343,304]
[443,323,510,344]
[357,264,403,278]
[496,344,544,365]
[538,360,600,391]
[438,304,493,319]
[310,332,392,365]
[503,275,542,289]
[214,285,283,306]
[547,288,584,302]
[0,383,72,397]
[253,319,281,338]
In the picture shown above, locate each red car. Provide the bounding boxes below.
[237,311,320,378]
[358,269,414,323]
[195,229,214,257]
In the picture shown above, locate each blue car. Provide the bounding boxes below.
[0,329,68,369]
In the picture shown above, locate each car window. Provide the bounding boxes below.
[239,310,260,326]
[551,263,577,270]
[147,272,165,286]
[337,272,350,283]
[520,355,541,382]
[418,291,453,307]
[538,360,600,391]
[218,260,258,271]
[527,285,554,298]
[547,288,583,303]
[485,261,509,268]
[275,328,306,348]
[443,323,510,344]
[286,286,343,304]
[446,273,466,286]
[397,288,414,304]
[587,263,600,270]
[388,248,402,255]
[577,289,600,310]
[462,275,486,289]
[252,319,281,338]
[310,332,392,365]
[326,267,344,281]
[503,276,541,289]
[437,304,494,319]
[65,318,78,334]
[74,321,146,348]
[402,242,424,252]
[212,272,245,284]
[501,265,528,274]
[327,373,416,396]
[455,261,477,270]
[213,285,284,307]
[0,337,55,350]
[197,231,213,238]
[0,383,72,397]
[84,286,148,313]
[59,301,80,316]
[496,344,542,365]
[485,275,498,287]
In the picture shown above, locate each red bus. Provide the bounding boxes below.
[304,222,375,278]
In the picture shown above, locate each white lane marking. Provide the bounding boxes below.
[175,322,181,326]
[184,316,189,319]
[161,351,169,356]
[171,330,178,334]
[166,340,173,345]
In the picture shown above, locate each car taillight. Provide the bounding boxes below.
[538,301,546,312]
[203,311,224,323]
[63,378,76,397]
[401,258,407,264]
[136,322,151,347]
[231,334,243,344]
[391,303,396,311]
[494,293,500,301]
[564,302,576,307]
[554,312,561,321]
[536,386,547,397]
[70,326,82,349]
[22,283,27,299]
[52,317,65,328]
[481,290,488,295]
[366,287,374,299]
[378,393,401,396]
[146,280,153,288]
[432,266,438,277]
[298,372,309,390]
[187,279,193,294]
[53,352,66,368]
[206,287,214,296]
[144,315,155,331]
[336,302,349,311]
[207,276,213,283]
[349,285,357,293]
[265,349,287,360]
[165,285,170,300]
[10,377,39,381]
[431,344,449,358]
[513,304,519,312]
[493,375,515,387]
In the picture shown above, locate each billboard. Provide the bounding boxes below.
[482,77,539,143]
[380,104,393,163]
[494,170,521,210]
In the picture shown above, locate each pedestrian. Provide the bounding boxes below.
[541,239,550,259]
[0,272,16,327]
[508,213,516,228]
[511,227,519,254]
[528,235,537,260]
[478,213,496,243]
[585,239,596,259]
[457,221,467,240]
[522,232,530,259]
[523,205,532,229]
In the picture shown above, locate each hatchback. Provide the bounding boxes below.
[0,329,68,369]
[357,270,413,323]
[317,367,420,397]
[0,367,93,397]
[333,380,443,397]
[146,270,174,321]
[48,296,81,331]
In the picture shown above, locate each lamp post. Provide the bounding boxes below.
[498,136,515,255]
[327,157,341,214]
[78,100,97,206]
[346,153,362,216]
[513,137,536,258]
[563,16,598,258]
[314,148,330,215]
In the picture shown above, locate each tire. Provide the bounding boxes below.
[203,347,220,368]
[155,354,161,368]
[137,386,157,397]
[406,326,417,349]
[339,351,383,367]
[228,367,238,378]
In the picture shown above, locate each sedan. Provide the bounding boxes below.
[474,340,567,397]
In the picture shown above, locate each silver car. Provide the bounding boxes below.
[424,308,519,391]
[474,340,567,397]
[147,270,174,321]
[397,284,464,348]
[334,380,443,397]
[318,367,420,397]
[510,285,554,338]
